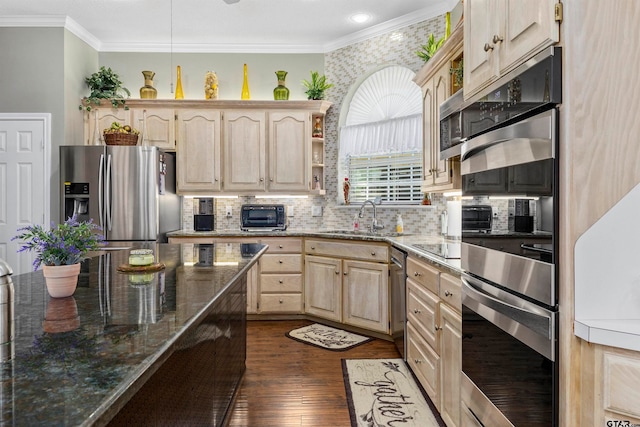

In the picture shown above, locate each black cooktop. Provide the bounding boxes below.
[412,242,461,259]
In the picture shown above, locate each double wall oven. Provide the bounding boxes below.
[459,47,561,427]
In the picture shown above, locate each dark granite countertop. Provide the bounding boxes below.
[167,229,463,273]
[2,242,265,427]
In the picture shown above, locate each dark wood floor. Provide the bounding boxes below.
[227,319,401,427]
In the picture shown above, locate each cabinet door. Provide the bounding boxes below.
[432,66,454,186]
[342,259,389,333]
[131,108,176,150]
[223,111,265,191]
[304,255,342,322]
[464,0,500,98]
[499,0,559,74]
[247,262,259,314]
[422,84,435,183]
[440,303,462,427]
[85,108,132,145]
[268,111,310,192]
[176,110,221,193]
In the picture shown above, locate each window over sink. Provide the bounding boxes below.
[338,65,423,204]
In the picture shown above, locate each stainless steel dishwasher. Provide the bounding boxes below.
[390,247,407,359]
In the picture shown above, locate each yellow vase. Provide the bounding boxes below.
[175,65,184,100]
[241,63,250,100]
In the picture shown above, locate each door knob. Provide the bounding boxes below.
[492,34,503,44]
[484,43,494,52]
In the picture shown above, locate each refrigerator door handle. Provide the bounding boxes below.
[98,154,104,229]
[106,153,112,231]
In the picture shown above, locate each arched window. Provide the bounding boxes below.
[338,65,423,204]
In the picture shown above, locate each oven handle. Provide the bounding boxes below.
[460,109,556,175]
[462,273,556,361]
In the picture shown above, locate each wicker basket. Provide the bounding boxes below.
[104,133,139,146]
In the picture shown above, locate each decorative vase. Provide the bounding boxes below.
[312,117,323,138]
[204,71,219,100]
[343,177,350,205]
[42,296,80,333]
[241,64,250,100]
[273,70,290,100]
[139,70,158,99]
[42,264,81,298]
[175,65,184,100]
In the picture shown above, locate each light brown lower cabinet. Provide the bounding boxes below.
[406,255,462,427]
[304,239,390,334]
[257,238,303,314]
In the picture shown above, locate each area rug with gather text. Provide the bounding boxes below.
[285,323,373,351]
[342,358,445,427]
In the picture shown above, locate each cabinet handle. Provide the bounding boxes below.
[270,178,273,182]
[279,299,283,304]
[444,290,452,297]
[214,178,218,182]
[278,245,283,249]
[371,251,376,256]
[484,43,494,52]
[435,325,442,331]
[311,246,316,250]
[413,309,421,314]
[414,272,422,277]
[279,279,283,284]
[278,260,283,264]
[335,271,340,275]
[492,34,504,44]
[414,358,422,364]
[260,177,264,182]
[343,272,348,276]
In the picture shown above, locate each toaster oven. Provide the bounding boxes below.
[240,204,287,231]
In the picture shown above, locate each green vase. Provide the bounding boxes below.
[273,70,290,100]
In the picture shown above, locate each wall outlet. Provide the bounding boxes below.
[311,205,323,217]
[225,205,232,218]
[287,205,295,217]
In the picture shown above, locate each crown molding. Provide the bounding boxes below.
[0,15,101,50]
[0,1,457,54]
[323,2,453,53]
[98,42,327,54]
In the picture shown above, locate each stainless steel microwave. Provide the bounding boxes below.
[439,89,465,160]
[240,204,287,231]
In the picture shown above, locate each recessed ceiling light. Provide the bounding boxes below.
[350,13,371,24]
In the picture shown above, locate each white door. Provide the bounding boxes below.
[0,114,49,275]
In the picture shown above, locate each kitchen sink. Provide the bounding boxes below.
[319,229,409,238]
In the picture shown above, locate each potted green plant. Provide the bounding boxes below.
[301,71,334,100]
[416,33,446,63]
[13,214,104,297]
[79,66,131,111]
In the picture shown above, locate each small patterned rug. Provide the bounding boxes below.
[342,358,444,427]
[285,323,373,351]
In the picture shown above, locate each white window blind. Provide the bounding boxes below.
[345,150,423,204]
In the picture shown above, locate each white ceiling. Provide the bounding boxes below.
[0,0,454,53]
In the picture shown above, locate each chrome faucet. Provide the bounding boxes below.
[358,199,385,233]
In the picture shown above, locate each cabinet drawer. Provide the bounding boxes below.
[260,274,302,293]
[305,239,388,263]
[261,237,302,253]
[407,322,440,408]
[260,254,302,273]
[407,256,440,294]
[407,278,439,351]
[259,294,303,313]
[439,272,462,312]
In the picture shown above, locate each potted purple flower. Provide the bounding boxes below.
[13,215,104,297]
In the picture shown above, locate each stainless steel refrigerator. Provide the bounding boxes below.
[60,145,180,242]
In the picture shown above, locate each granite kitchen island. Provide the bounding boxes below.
[2,242,265,426]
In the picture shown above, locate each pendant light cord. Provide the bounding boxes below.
[170,0,174,93]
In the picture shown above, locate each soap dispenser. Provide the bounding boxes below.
[396,214,404,234]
